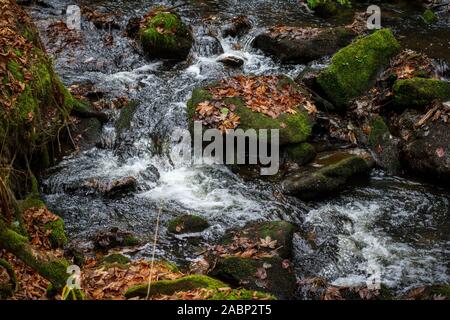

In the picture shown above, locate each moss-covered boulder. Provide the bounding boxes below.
[138,7,193,60]
[209,256,296,299]
[187,76,315,146]
[393,78,450,108]
[220,221,297,259]
[168,214,209,234]
[282,150,373,199]
[317,29,400,109]
[124,275,226,298]
[283,142,316,166]
[208,221,297,299]
[0,0,75,171]
[253,26,356,64]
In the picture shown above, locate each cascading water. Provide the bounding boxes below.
[26,0,450,296]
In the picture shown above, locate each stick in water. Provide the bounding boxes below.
[145,203,163,300]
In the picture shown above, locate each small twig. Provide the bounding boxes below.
[145,202,163,300]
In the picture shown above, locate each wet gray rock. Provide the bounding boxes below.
[397,109,450,183]
[253,26,356,64]
[217,54,244,68]
[167,215,209,234]
[93,227,140,250]
[222,15,252,38]
[194,35,224,56]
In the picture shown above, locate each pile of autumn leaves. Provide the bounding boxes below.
[0,0,34,112]
[195,75,315,132]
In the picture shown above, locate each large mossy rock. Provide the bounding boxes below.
[124,275,226,298]
[210,256,296,299]
[209,221,297,299]
[316,29,400,109]
[253,26,356,64]
[187,76,315,145]
[219,221,297,259]
[282,150,373,199]
[393,78,450,108]
[139,7,193,60]
[125,274,275,300]
[0,0,75,169]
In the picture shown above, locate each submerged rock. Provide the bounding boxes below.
[222,15,252,38]
[282,150,373,200]
[167,215,209,234]
[138,7,193,60]
[317,29,400,109]
[253,26,356,64]
[393,78,450,108]
[93,228,140,250]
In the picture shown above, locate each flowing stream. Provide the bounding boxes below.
[25,0,450,297]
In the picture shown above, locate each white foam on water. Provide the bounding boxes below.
[306,199,449,290]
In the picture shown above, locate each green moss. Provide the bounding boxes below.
[235,102,313,145]
[422,9,438,24]
[124,275,227,298]
[17,197,45,212]
[210,256,297,299]
[319,155,369,177]
[209,288,275,300]
[141,12,181,46]
[139,8,192,60]
[284,142,316,165]
[0,258,17,298]
[123,235,140,247]
[317,29,400,108]
[100,253,131,266]
[158,260,180,273]
[44,218,68,248]
[393,78,450,108]
[168,214,209,234]
[368,115,389,147]
[7,60,24,82]
[429,285,450,299]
